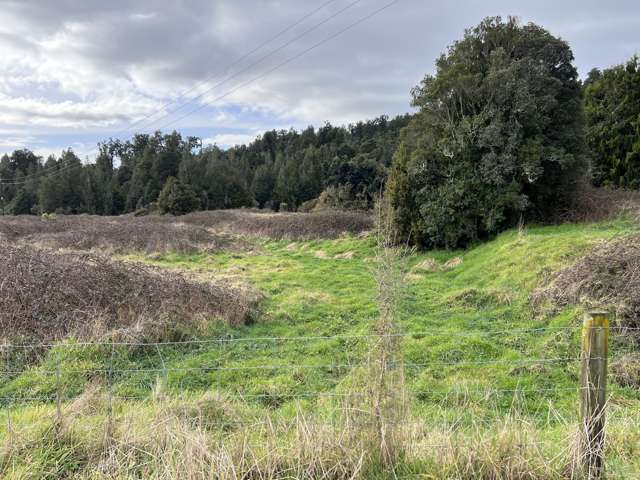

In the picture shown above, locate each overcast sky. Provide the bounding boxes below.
[0,0,638,160]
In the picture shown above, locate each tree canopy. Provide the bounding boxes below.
[585,56,640,188]
[386,16,588,248]
[0,115,410,216]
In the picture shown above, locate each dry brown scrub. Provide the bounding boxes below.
[0,209,372,253]
[532,234,640,331]
[0,243,259,342]
[181,209,373,240]
[551,180,640,223]
[0,214,231,254]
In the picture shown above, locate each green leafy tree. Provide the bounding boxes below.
[157,176,201,215]
[386,16,587,248]
[273,152,300,210]
[203,148,252,209]
[298,147,322,203]
[125,145,155,211]
[251,162,276,208]
[585,56,640,188]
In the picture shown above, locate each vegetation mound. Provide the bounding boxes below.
[181,209,373,240]
[0,214,231,253]
[532,234,640,330]
[0,243,257,341]
[552,180,640,223]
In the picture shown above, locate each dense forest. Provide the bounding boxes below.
[1,17,639,250]
[0,115,410,216]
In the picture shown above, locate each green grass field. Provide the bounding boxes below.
[1,217,639,478]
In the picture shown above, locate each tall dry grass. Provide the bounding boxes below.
[0,386,608,479]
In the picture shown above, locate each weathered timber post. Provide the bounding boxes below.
[55,350,63,432]
[580,310,609,479]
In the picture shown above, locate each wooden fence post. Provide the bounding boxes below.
[55,350,63,432]
[580,310,609,479]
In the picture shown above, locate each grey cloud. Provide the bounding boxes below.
[0,0,638,158]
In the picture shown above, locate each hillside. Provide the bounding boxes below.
[0,211,638,478]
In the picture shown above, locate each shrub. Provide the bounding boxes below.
[0,243,259,341]
[548,178,640,223]
[531,234,640,332]
[158,177,201,215]
[313,185,370,212]
[386,17,587,249]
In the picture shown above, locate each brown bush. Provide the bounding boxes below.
[181,208,373,240]
[531,235,640,330]
[550,180,640,223]
[0,242,259,341]
[0,214,231,253]
[611,354,640,388]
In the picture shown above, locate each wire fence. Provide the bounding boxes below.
[0,323,638,477]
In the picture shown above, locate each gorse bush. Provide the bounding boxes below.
[387,16,588,249]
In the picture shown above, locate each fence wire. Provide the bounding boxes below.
[0,324,638,477]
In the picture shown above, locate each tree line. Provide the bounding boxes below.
[1,16,639,251]
[0,115,410,216]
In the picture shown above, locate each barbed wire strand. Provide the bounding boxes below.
[0,356,606,376]
[1,325,635,349]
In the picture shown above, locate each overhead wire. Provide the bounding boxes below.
[119,0,343,134]
[124,0,365,135]
[154,0,400,133]
[1,0,398,186]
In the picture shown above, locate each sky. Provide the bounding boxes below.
[0,0,638,160]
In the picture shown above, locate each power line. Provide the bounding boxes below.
[0,160,84,186]
[2,0,399,187]
[1,0,344,186]
[154,0,400,133]
[121,0,341,134]
[125,0,364,135]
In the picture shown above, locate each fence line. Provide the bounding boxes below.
[0,356,609,377]
[2,325,636,350]
[0,312,637,478]
[0,385,627,405]
[3,329,637,349]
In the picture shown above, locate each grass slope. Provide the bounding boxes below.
[1,217,639,478]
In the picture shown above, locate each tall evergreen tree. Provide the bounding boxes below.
[585,55,640,188]
[387,17,587,248]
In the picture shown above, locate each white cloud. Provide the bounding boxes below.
[0,135,39,149]
[203,132,261,148]
[0,0,638,158]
